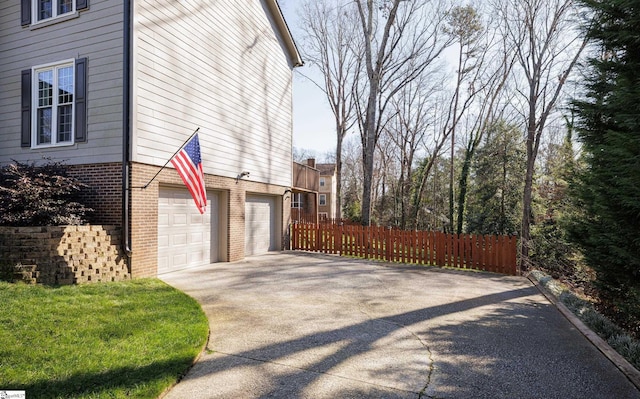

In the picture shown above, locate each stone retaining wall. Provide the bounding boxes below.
[0,225,130,285]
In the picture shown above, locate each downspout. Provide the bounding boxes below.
[122,0,132,256]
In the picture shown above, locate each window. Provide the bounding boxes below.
[21,0,88,26]
[292,193,303,209]
[319,177,326,187]
[35,62,74,145]
[37,0,73,21]
[22,58,87,148]
[319,194,327,206]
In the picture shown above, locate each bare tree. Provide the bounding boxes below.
[372,131,399,225]
[453,8,518,234]
[497,0,588,270]
[299,0,361,220]
[340,136,364,221]
[444,4,484,233]
[410,90,453,228]
[354,0,452,226]
[292,146,318,163]
[384,73,441,229]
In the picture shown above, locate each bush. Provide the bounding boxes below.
[0,160,92,226]
[0,263,16,282]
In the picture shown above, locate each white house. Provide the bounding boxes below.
[0,0,302,276]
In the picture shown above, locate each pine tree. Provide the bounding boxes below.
[531,126,581,278]
[465,121,525,236]
[569,0,640,331]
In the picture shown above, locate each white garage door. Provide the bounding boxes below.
[158,187,218,274]
[245,195,278,256]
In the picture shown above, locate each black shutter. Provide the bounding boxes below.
[75,58,87,143]
[77,0,88,11]
[21,69,32,147]
[21,0,31,26]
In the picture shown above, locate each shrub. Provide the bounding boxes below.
[532,270,640,370]
[0,160,92,226]
[0,263,16,282]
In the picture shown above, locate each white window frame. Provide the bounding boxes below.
[319,194,327,206]
[319,177,326,187]
[33,0,76,23]
[32,59,75,148]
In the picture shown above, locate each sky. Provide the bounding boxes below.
[279,2,338,158]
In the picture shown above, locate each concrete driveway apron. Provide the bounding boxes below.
[160,252,640,399]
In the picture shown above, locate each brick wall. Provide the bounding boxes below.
[129,162,291,277]
[68,163,123,226]
[0,225,130,285]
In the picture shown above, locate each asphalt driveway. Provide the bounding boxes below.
[160,252,640,399]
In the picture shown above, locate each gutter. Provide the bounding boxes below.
[122,0,132,256]
[264,0,303,68]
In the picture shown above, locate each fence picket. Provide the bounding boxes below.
[290,223,518,275]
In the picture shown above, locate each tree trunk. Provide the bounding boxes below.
[361,98,377,226]
[335,128,343,221]
[455,145,474,234]
[519,110,537,272]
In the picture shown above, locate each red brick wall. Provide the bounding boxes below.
[26,161,293,278]
[68,163,122,226]
[129,162,291,277]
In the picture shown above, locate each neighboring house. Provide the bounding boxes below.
[291,159,318,223]
[316,163,337,220]
[0,0,302,276]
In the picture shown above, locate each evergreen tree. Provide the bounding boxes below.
[465,121,525,236]
[569,0,640,331]
[531,126,582,278]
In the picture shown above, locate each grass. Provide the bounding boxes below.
[530,270,640,371]
[0,279,209,399]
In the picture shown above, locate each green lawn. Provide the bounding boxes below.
[0,279,209,399]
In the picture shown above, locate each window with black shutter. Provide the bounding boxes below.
[22,0,89,26]
[21,58,87,148]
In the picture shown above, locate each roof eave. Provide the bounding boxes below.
[264,0,304,68]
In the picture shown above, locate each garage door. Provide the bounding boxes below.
[245,195,278,256]
[158,187,218,273]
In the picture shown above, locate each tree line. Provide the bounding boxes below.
[294,0,640,335]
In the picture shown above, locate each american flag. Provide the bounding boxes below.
[171,133,207,214]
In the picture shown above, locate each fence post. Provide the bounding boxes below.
[510,236,518,275]
[334,223,340,255]
[312,224,317,251]
[384,227,391,262]
[429,231,438,266]
[435,232,441,267]
[498,235,506,274]
[291,223,295,250]
[492,235,499,273]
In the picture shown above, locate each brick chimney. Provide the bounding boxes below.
[307,158,316,168]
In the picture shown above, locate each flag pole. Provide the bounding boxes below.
[132,127,200,190]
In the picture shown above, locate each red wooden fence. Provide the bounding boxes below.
[290,223,518,275]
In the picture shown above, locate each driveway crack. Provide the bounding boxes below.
[356,303,435,398]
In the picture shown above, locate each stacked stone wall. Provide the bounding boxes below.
[0,225,130,285]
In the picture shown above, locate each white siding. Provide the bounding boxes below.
[0,0,124,165]
[132,0,293,187]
